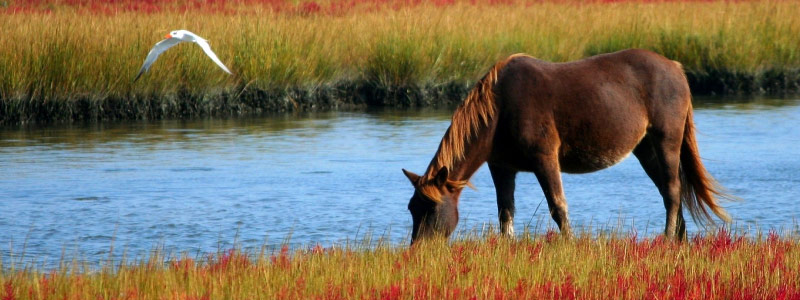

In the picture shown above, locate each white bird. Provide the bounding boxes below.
[134,30,232,82]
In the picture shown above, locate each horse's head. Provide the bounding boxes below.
[402,167,464,245]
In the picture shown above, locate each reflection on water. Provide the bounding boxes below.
[693,95,800,110]
[0,99,798,268]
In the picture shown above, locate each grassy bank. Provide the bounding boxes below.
[1,230,799,299]
[2,0,800,124]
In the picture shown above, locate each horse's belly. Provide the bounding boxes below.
[559,149,631,174]
[556,113,648,174]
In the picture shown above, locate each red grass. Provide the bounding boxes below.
[1,231,799,299]
[1,0,767,15]
[2,282,14,300]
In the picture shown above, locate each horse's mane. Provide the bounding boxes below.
[419,54,528,201]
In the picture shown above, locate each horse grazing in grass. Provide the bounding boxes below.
[402,49,731,244]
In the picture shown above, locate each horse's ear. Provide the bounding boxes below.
[402,169,420,186]
[434,167,449,186]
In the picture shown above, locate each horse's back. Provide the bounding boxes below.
[492,49,691,173]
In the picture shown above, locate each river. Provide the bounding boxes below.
[1,97,798,267]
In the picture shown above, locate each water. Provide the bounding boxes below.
[1,98,799,267]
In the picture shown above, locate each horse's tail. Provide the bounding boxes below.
[679,105,732,226]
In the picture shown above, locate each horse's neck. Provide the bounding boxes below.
[449,147,488,182]
[424,126,494,182]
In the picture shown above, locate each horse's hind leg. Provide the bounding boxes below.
[530,155,572,236]
[633,134,686,240]
[489,164,517,236]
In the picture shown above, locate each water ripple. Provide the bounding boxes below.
[1,102,799,268]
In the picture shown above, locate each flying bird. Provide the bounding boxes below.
[134,30,232,82]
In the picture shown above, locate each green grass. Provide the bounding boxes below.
[1,0,800,124]
[2,229,799,299]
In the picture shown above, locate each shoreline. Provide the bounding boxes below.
[3,69,799,125]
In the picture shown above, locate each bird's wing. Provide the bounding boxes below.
[134,38,183,82]
[194,39,232,74]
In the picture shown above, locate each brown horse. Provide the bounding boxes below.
[402,49,731,244]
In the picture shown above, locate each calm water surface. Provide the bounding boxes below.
[1,98,799,267]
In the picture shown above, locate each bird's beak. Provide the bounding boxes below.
[165,34,172,39]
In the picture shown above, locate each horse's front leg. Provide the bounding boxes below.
[531,155,572,237]
[489,164,517,236]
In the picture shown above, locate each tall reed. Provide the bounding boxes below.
[1,0,799,123]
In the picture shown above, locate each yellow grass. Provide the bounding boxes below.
[1,1,798,100]
[1,230,799,299]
